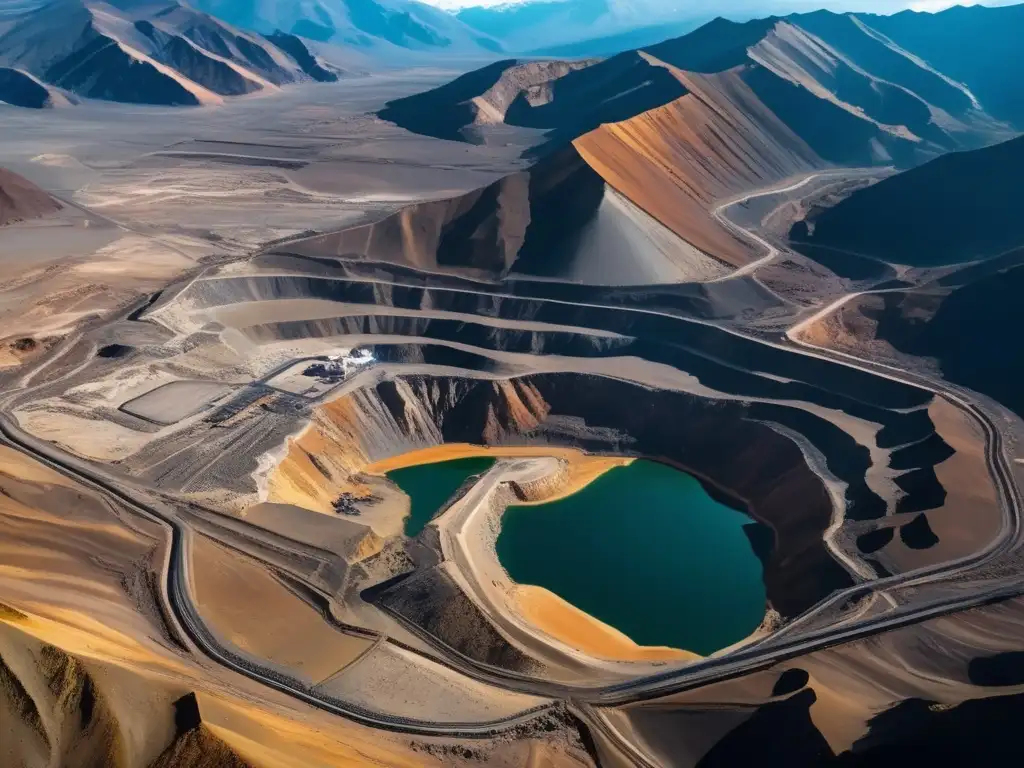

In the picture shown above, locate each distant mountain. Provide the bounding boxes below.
[0,167,60,226]
[0,65,74,107]
[380,5,1022,271]
[527,18,707,57]
[456,0,707,55]
[858,4,1024,127]
[0,0,341,107]
[383,7,1021,157]
[191,0,502,54]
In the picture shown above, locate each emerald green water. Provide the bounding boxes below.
[388,457,496,537]
[496,460,766,655]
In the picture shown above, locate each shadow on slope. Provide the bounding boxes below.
[863,3,1024,127]
[791,134,1024,270]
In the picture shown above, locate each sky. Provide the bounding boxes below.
[422,0,1014,14]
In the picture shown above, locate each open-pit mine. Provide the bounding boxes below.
[2,2,1024,766]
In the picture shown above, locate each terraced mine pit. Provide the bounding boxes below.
[2,3,1024,762]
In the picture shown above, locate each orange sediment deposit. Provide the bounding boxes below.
[266,376,622,517]
[366,442,631,490]
[188,535,374,683]
[264,395,376,514]
[514,585,700,663]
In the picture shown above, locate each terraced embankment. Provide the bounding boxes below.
[136,253,998,600]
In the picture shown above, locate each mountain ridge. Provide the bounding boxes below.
[377,4,1021,273]
[191,0,503,54]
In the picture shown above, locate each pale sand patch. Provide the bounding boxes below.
[515,585,699,663]
[243,502,383,564]
[14,408,152,461]
[0,346,19,369]
[188,535,374,684]
[314,642,547,722]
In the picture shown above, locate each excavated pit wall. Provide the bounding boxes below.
[279,372,854,619]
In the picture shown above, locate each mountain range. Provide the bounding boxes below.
[455,0,677,53]
[378,3,1021,274]
[0,0,343,107]
[190,0,501,52]
[2,0,1022,128]
[449,0,981,56]
[0,0,508,109]
[382,6,1023,155]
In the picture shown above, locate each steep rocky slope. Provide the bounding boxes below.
[377,57,599,143]
[0,168,60,226]
[0,628,130,768]
[791,134,1024,270]
[863,3,1024,128]
[789,132,1024,436]
[282,145,728,279]
[0,0,339,106]
[379,8,1022,270]
[573,62,822,267]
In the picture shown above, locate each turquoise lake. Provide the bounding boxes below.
[388,457,496,537]
[496,460,766,655]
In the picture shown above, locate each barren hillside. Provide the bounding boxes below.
[0,167,59,226]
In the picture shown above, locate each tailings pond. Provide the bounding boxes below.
[497,460,766,655]
[388,457,495,537]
